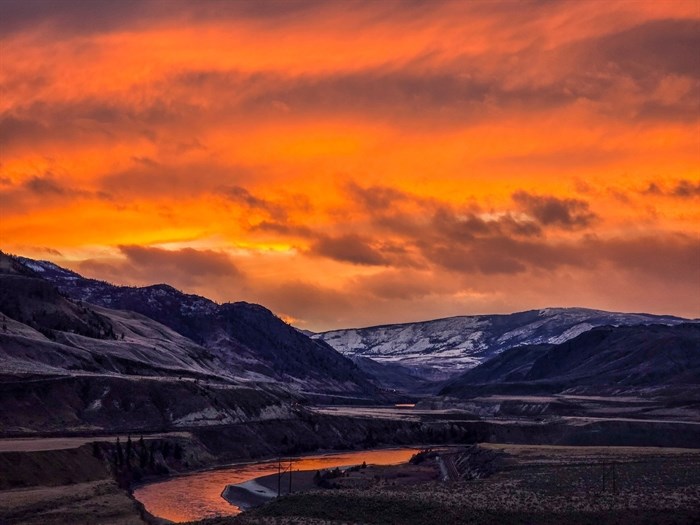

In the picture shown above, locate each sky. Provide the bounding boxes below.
[1,0,699,331]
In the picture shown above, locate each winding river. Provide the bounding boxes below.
[133,448,418,522]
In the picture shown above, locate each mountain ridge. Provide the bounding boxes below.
[439,323,700,398]
[314,307,692,379]
[3,253,381,400]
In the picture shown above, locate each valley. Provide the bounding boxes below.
[1,253,699,524]
[3,2,698,523]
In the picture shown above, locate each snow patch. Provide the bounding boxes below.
[23,261,46,272]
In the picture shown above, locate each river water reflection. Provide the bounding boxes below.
[133,448,418,522]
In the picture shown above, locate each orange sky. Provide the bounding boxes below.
[1,0,699,330]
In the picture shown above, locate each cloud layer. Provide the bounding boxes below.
[1,0,698,329]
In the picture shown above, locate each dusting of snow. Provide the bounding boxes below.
[173,407,239,426]
[22,261,46,272]
[86,398,103,411]
[316,308,689,376]
[257,404,293,420]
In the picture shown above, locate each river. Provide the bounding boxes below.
[133,447,419,522]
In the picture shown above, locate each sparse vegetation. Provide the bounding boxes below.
[197,446,700,525]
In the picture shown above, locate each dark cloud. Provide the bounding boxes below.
[0,0,328,37]
[591,235,700,284]
[431,207,542,240]
[587,19,700,80]
[164,66,583,128]
[673,180,700,198]
[346,182,411,211]
[644,180,700,198]
[0,0,152,36]
[512,191,596,229]
[98,163,253,199]
[5,17,698,158]
[312,234,388,266]
[77,246,243,291]
[545,19,700,122]
[119,245,240,279]
[220,185,286,220]
[131,156,160,168]
[0,173,111,215]
[23,175,66,195]
[157,23,699,126]
[0,115,50,150]
[251,221,314,237]
[423,235,585,276]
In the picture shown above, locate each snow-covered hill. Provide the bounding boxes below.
[314,308,691,379]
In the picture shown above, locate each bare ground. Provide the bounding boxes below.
[0,479,147,525]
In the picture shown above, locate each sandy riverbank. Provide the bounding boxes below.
[221,468,322,511]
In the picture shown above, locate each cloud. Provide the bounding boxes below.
[0,173,111,215]
[251,280,354,328]
[220,185,287,220]
[351,269,453,301]
[23,175,67,195]
[512,191,597,229]
[591,234,700,284]
[311,234,388,266]
[423,235,585,276]
[644,180,700,198]
[2,1,699,327]
[77,245,243,292]
[120,245,240,278]
[584,19,700,80]
[346,181,412,211]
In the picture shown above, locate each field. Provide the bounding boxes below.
[196,445,700,525]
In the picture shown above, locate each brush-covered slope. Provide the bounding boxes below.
[0,254,302,433]
[440,323,700,397]
[315,308,690,379]
[13,255,379,399]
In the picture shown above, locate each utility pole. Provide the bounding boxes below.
[288,459,293,494]
[277,458,281,497]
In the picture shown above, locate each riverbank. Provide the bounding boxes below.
[201,445,700,525]
[221,469,320,511]
[135,448,419,522]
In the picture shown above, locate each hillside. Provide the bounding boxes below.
[315,308,690,379]
[440,323,700,397]
[12,255,379,400]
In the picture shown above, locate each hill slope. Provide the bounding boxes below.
[13,255,379,400]
[314,308,690,379]
[440,323,700,397]
[0,254,302,433]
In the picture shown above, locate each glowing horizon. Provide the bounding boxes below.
[1,0,698,330]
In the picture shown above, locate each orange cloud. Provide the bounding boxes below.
[1,0,698,329]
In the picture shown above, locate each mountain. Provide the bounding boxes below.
[349,356,436,394]
[0,253,303,433]
[14,255,379,401]
[314,308,691,379]
[439,323,700,398]
[0,253,388,435]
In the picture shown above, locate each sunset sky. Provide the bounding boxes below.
[1,0,699,330]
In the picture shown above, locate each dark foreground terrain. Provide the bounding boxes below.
[2,411,700,524]
[197,445,700,525]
